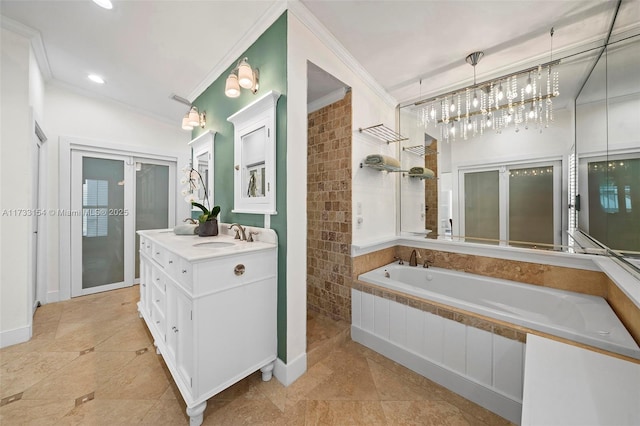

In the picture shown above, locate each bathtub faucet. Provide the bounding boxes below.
[409,249,421,267]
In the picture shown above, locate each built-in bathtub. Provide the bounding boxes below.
[360,263,640,359]
[352,263,640,424]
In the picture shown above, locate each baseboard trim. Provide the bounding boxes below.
[46,290,60,303]
[273,352,307,386]
[352,326,522,425]
[0,324,32,349]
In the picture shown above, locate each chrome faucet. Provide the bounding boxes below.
[183,218,197,224]
[409,249,421,267]
[228,223,247,241]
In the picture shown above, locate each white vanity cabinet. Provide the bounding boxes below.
[137,230,277,426]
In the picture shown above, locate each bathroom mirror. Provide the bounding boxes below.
[398,3,639,258]
[188,130,216,211]
[228,90,280,215]
[576,32,640,258]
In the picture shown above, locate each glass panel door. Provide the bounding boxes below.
[509,166,555,245]
[71,151,134,296]
[464,170,500,242]
[135,161,171,279]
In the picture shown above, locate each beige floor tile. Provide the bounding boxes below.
[367,358,437,401]
[0,398,75,425]
[285,362,334,402]
[0,351,79,399]
[96,351,170,400]
[21,351,135,400]
[95,318,152,352]
[305,347,379,401]
[202,397,287,426]
[381,400,471,426]
[304,400,388,425]
[140,397,188,425]
[61,398,156,425]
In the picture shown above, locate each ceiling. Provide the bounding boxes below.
[2,0,637,124]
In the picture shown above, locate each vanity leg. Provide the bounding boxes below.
[153,342,160,355]
[260,361,275,382]
[186,401,207,426]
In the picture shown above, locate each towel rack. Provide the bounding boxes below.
[358,124,408,144]
[403,145,437,157]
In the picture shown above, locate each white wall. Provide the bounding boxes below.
[287,8,396,370]
[0,28,34,346]
[43,84,190,302]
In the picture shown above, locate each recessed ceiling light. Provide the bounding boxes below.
[92,0,113,10]
[88,74,105,84]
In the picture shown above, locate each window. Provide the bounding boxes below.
[461,161,561,247]
[82,179,108,237]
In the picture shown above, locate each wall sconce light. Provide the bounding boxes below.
[224,57,259,98]
[181,106,206,131]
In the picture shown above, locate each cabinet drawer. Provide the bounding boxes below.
[151,304,166,342]
[194,251,276,293]
[151,272,166,316]
[151,243,166,266]
[139,237,151,255]
[175,257,193,291]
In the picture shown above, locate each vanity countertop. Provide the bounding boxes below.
[138,227,277,262]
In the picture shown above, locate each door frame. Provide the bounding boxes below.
[59,137,188,301]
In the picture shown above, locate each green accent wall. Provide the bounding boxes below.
[191,13,288,361]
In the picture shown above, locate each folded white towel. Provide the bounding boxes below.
[364,154,401,171]
[173,224,197,235]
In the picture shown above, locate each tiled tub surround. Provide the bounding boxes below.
[307,92,353,321]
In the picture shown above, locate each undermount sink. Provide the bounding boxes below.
[193,241,235,248]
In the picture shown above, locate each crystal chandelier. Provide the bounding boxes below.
[416,28,559,142]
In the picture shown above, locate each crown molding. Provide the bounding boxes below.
[186,1,288,102]
[286,0,397,109]
[1,15,53,81]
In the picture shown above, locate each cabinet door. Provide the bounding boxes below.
[175,290,193,389]
[166,284,193,390]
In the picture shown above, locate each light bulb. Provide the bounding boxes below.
[525,74,532,94]
[497,83,504,101]
[528,105,535,119]
[472,92,479,108]
[450,99,456,113]
[450,122,456,135]
[467,120,473,130]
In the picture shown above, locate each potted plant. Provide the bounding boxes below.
[192,202,220,237]
[181,165,221,237]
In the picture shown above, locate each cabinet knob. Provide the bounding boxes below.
[156,252,160,255]
[156,299,160,303]
[234,264,245,276]
[182,269,188,274]
[156,278,160,281]
[234,165,240,171]
[142,283,146,287]
[173,328,179,333]
[168,260,173,264]
[156,320,160,324]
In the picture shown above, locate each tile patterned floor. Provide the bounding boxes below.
[1,286,512,425]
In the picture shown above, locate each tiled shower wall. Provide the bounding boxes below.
[307,91,352,321]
